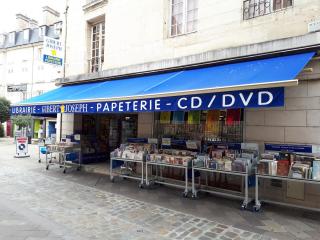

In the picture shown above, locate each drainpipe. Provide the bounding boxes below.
[60,3,69,141]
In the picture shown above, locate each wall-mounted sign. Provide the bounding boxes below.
[11,87,284,115]
[308,19,320,33]
[42,36,63,66]
[7,84,27,92]
[265,143,313,153]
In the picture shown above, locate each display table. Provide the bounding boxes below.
[110,157,144,187]
[145,161,191,197]
[192,163,251,209]
[254,172,320,212]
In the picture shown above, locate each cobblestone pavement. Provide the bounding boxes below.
[0,138,319,240]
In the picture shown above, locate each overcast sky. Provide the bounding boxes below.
[0,0,65,33]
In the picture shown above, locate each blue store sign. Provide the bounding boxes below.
[11,87,284,115]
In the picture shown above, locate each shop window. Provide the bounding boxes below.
[170,0,198,37]
[90,22,105,73]
[154,110,243,143]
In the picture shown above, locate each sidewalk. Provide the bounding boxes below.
[0,139,319,240]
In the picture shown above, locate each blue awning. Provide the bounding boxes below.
[11,52,314,115]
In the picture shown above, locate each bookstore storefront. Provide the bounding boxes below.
[11,51,320,211]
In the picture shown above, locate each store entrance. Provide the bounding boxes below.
[79,114,138,164]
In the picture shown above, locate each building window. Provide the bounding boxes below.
[90,22,105,73]
[243,0,293,20]
[170,0,198,37]
[273,0,293,11]
[8,32,15,44]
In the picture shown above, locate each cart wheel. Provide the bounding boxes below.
[182,192,188,198]
[191,193,198,199]
[253,205,261,212]
[77,167,81,171]
[138,183,143,189]
[63,169,66,174]
[38,160,41,163]
[110,177,115,183]
[241,204,247,210]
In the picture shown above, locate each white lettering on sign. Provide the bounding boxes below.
[65,104,88,113]
[178,98,188,109]
[103,103,110,112]
[222,94,235,107]
[133,101,138,111]
[11,89,281,115]
[96,103,102,111]
[239,92,253,106]
[42,105,60,113]
[207,95,216,108]
[258,91,273,105]
[12,106,36,114]
[140,100,147,111]
[97,99,162,112]
[191,97,202,109]
[155,99,161,110]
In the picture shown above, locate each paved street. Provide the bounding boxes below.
[0,138,319,240]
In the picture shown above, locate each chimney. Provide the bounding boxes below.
[42,6,60,26]
[16,14,38,30]
[16,14,30,31]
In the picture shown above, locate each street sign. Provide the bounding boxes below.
[15,137,30,158]
[42,36,63,66]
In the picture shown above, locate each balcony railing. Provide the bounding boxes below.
[243,0,272,20]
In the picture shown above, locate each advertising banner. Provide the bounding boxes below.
[42,36,63,66]
[11,87,285,115]
[15,137,30,158]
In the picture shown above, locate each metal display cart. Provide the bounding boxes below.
[191,142,259,209]
[254,143,320,212]
[145,161,191,197]
[191,163,251,209]
[254,173,320,212]
[110,157,145,187]
[45,144,81,173]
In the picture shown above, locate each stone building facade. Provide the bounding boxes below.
[51,0,320,208]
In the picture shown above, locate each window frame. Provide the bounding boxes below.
[169,0,198,38]
[90,21,105,73]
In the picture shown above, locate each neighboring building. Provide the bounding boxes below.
[12,0,320,210]
[0,6,62,137]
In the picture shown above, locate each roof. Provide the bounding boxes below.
[0,21,62,49]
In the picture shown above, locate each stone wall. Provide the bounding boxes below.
[244,79,320,147]
[65,0,320,78]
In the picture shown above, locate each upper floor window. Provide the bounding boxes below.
[90,22,105,73]
[243,0,293,20]
[170,0,198,37]
[273,0,293,11]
